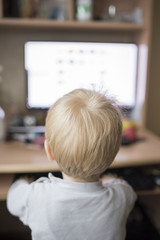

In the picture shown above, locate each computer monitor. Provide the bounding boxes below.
[25,41,138,109]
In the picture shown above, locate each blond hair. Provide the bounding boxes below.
[45,89,122,179]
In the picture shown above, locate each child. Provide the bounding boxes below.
[7,88,137,240]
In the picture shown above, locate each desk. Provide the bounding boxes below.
[1,129,160,200]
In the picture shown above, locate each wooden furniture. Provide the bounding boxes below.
[0,0,154,130]
[1,129,160,200]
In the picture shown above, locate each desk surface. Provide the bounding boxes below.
[1,129,160,174]
[1,129,160,200]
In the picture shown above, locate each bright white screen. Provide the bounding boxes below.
[25,41,137,108]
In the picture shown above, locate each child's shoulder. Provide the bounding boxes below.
[102,177,137,206]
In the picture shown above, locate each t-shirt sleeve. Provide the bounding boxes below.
[7,179,31,225]
[7,176,51,225]
[103,178,137,215]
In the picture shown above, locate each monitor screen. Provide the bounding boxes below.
[25,41,138,109]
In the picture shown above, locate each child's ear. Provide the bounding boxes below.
[44,140,55,161]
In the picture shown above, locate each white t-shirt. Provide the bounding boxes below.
[7,173,137,240]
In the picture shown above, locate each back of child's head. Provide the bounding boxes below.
[45,88,122,179]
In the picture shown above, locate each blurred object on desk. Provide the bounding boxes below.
[0,106,6,141]
[7,125,45,146]
[122,119,138,145]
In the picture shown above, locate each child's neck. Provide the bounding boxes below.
[62,173,99,183]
